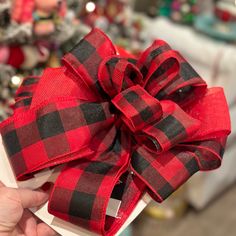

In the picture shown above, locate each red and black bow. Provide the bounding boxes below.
[0,29,231,236]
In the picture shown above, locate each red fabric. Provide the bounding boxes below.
[215,7,236,22]
[7,46,25,69]
[0,29,231,236]
[11,0,35,23]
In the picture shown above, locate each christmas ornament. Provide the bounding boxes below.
[0,0,32,43]
[11,0,67,36]
[195,0,236,41]
[0,44,49,70]
[158,0,199,25]
[214,0,236,22]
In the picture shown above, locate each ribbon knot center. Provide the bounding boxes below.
[98,56,143,98]
[111,85,163,133]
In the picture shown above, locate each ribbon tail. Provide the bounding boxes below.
[131,87,230,202]
[48,130,141,236]
[131,135,227,202]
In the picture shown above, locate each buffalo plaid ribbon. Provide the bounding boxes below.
[0,29,231,235]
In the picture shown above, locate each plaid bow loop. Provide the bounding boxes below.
[0,29,231,236]
[111,84,163,133]
[136,40,207,105]
[95,50,200,153]
[98,56,143,98]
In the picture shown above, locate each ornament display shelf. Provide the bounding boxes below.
[143,17,236,209]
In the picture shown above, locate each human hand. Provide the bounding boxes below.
[0,181,57,236]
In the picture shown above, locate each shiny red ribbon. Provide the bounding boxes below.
[0,29,231,236]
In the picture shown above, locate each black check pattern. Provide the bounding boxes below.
[0,28,230,236]
[3,130,21,156]
[155,115,185,140]
[1,100,112,178]
[37,111,65,139]
[69,191,96,219]
[14,76,40,110]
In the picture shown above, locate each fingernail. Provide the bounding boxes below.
[0,180,5,187]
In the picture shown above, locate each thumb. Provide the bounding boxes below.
[0,180,5,187]
[17,188,49,209]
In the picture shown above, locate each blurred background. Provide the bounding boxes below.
[0,0,236,235]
